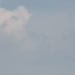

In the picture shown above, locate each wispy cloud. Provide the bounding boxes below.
[0,6,31,38]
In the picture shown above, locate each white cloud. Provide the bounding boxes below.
[0,6,31,38]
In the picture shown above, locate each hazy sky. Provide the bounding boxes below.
[0,0,75,75]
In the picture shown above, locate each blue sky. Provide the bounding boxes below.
[1,0,75,10]
[0,0,75,75]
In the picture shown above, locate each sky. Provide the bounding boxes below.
[0,0,75,75]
